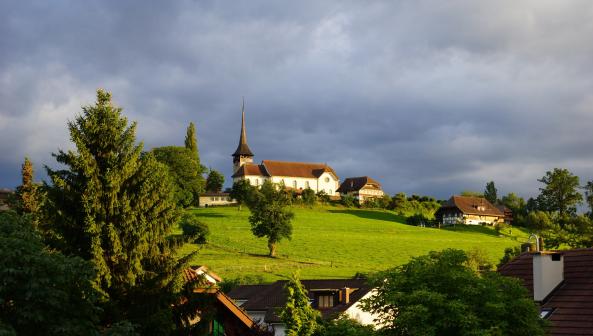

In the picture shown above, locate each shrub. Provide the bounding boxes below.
[180,213,209,244]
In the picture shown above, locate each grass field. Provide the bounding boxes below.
[177,205,529,283]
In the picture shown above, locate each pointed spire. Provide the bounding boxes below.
[232,97,254,157]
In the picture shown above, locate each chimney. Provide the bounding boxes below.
[340,287,350,304]
[532,252,564,302]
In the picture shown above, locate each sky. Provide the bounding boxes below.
[1,0,593,199]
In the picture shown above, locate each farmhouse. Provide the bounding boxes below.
[336,176,384,204]
[230,106,340,196]
[499,248,593,335]
[227,278,375,336]
[198,192,236,208]
[435,195,505,225]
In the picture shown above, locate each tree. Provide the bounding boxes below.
[184,121,205,174]
[152,146,204,207]
[206,169,225,193]
[230,179,255,211]
[525,211,554,233]
[583,181,593,218]
[13,157,41,220]
[502,193,527,226]
[42,89,186,333]
[537,168,582,219]
[361,249,546,336]
[247,180,294,257]
[340,194,357,208]
[180,213,209,244]
[313,315,376,336]
[301,188,317,208]
[484,181,497,204]
[0,211,100,335]
[279,273,319,336]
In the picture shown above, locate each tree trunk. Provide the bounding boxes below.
[268,241,277,257]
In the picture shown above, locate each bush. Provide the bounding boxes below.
[180,213,209,244]
[313,315,376,336]
[406,213,429,226]
[341,194,357,208]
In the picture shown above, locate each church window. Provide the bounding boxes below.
[324,177,330,183]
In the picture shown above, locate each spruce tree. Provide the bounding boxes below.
[184,122,205,197]
[279,273,319,336]
[43,89,185,333]
[484,181,498,204]
[15,157,40,218]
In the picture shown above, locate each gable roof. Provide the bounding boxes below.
[227,278,370,323]
[183,265,223,284]
[499,249,593,335]
[231,163,269,178]
[336,176,381,193]
[261,160,338,179]
[438,195,504,217]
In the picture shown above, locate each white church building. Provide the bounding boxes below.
[230,106,340,196]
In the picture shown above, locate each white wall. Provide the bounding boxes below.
[234,172,339,196]
[344,290,380,327]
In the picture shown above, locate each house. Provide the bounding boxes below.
[499,248,593,335]
[227,278,375,336]
[230,103,340,197]
[434,195,505,225]
[0,188,13,211]
[495,204,513,224]
[336,176,384,204]
[198,192,236,208]
[182,267,255,336]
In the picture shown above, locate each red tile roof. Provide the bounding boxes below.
[438,195,504,217]
[336,176,381,193]
[499,249,593,335]
[231,163,269,178]
[232,161,338,180]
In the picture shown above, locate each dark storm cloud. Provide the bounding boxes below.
[2,0,593,199]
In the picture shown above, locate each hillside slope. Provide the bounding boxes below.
[178,206,527,282]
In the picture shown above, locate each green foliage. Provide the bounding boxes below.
[525,211,554,233]
[180,213,209,244]
[247,180,294,257]
[389,192,441,218]
[279,273,320,336]
[313,316,376,336]
[537,168,582,218]
[460,190,484,197]
[498,246,522,268]
[42,89,184,333]
[362,195,391,209]
[484,181,498,205]
[361,249,547,336]
[0,211,101,335]
[301,188,317,207]
[501,193,527,226]
[583,180,593,218]
[206,169,225,193]
[340,194,357,208]
[406,213,430,226]
[316,190,330,204]
[152,146,204,207]
[230,179,255,210]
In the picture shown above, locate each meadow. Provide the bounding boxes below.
[178,205,529,282]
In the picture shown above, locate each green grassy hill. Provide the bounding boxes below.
[178,206,528,282]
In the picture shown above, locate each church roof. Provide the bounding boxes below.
[261,160,338,179]
[232,160,338,180]
[232,105,254,157]
[337,176,381,193]
[231,163,269,178]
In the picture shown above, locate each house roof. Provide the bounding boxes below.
[227,278,371,323]
[199,192,230,197]
[261,160,338,179]
[182,265,223,284]
[437,195,504,217]
[231,163,269,178]
[336,176,381,193]
[499,249,593,335]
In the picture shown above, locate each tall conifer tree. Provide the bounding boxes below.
[15,157,39,217]
[43,89,185,333]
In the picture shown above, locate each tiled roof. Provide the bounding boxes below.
[438,195,504,217]
[499,249,593,335]
[336,176,381,193]
[261,160,338,179]
[182,266,222,284]
[227,279,371,323]
[231,163,269,178]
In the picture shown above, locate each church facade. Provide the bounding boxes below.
[231,107,340,196]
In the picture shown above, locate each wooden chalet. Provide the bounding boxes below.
[336,176,385,204]
[435,195,505,226]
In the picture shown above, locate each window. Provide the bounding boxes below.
[540,308,554,319]
[255,179,260,186]
[318,295,334,308]
[305,181,310,188]
[324,177,330,183]
[293,180,297,188]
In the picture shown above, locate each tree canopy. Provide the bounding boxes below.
[361,249,546,336]
[42,89,186,333]
[206,169,225,193]
[247,180,294,257]
[279,273,319,336]
[537,168,582,218]
[230,179,254,210]
[484,181,497,204]
[152,146,204,207]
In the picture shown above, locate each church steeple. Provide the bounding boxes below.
[232,98,254,172]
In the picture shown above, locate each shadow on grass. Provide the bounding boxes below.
[442,224,499,237]
[194,212,226,218]
[328,209,406,223]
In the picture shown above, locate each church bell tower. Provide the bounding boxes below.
[232,99,254,173]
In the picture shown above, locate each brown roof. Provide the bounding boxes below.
[261,160,338,179]
[199,192,230,197]
[231,163,269,178]
[336,176,381,193]
[499,249,593,335]
[227,278,371,323]
[438,195,504,217]
[183,266,223,284]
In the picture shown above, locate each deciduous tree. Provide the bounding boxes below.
[152,146,204,207]
[247,180,294,257]
[279,273,319,336]
[230,179,254,211]
[205,169,225,193]
[537,168,582,219]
